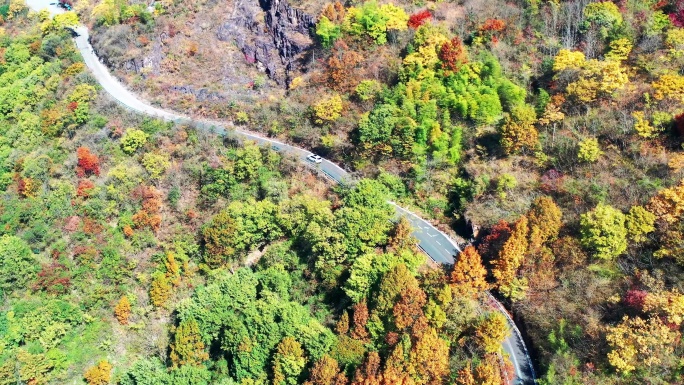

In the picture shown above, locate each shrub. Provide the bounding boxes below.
[235,111,249,124]
[355,79,382,101]
[496,174,517,200]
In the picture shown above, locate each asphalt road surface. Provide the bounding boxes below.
[23,3,536,383]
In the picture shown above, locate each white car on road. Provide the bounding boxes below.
[306,154,323,164]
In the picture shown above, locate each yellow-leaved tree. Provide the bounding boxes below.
[606,316,676,374]
[553,49,628,103]
[499,104,539,155]
[84,360,112,385]
[647,180,684,224]
[643,289,684,326]
[652,74,684,104]
[313,94,344,125]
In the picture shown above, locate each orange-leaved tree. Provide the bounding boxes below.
[114,295,131,325]
[450,246,488,297]
[491,215,529,300]
[305,355,347,385]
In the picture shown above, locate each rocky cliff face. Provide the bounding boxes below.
[217,0,315,86]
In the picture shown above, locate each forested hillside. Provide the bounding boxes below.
[0,6,517,385]
[2,0,684,384]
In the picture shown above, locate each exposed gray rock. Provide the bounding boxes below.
[168,85,226,101]
[217,0,314,86]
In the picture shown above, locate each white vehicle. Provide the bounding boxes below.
[306,154,323,164]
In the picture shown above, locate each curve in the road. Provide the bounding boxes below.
[23,2,536,383]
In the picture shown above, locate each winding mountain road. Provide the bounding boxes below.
[23,2,536,383]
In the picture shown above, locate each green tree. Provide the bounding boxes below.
[316,16,341,48]
[580,203,627,260]
[583,1,623,37]
[357,104,398,151]
[202,199,283,267]
[119,358,171,385]
[0,235,37,294]
[329,179,393,259]
[233,141,263,181]
[374,263,417,314]
[278,193,334,237]
[355,79,383,101]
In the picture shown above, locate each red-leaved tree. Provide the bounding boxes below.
[669,0,684,27]
[480,18,506,33]
[675,112,684,137]
[624,289,648,312]
[33,262,72,295]
[479,18,506,44]
[76,147,100,177]
[408,10,431,29]
[439,37,468,72]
